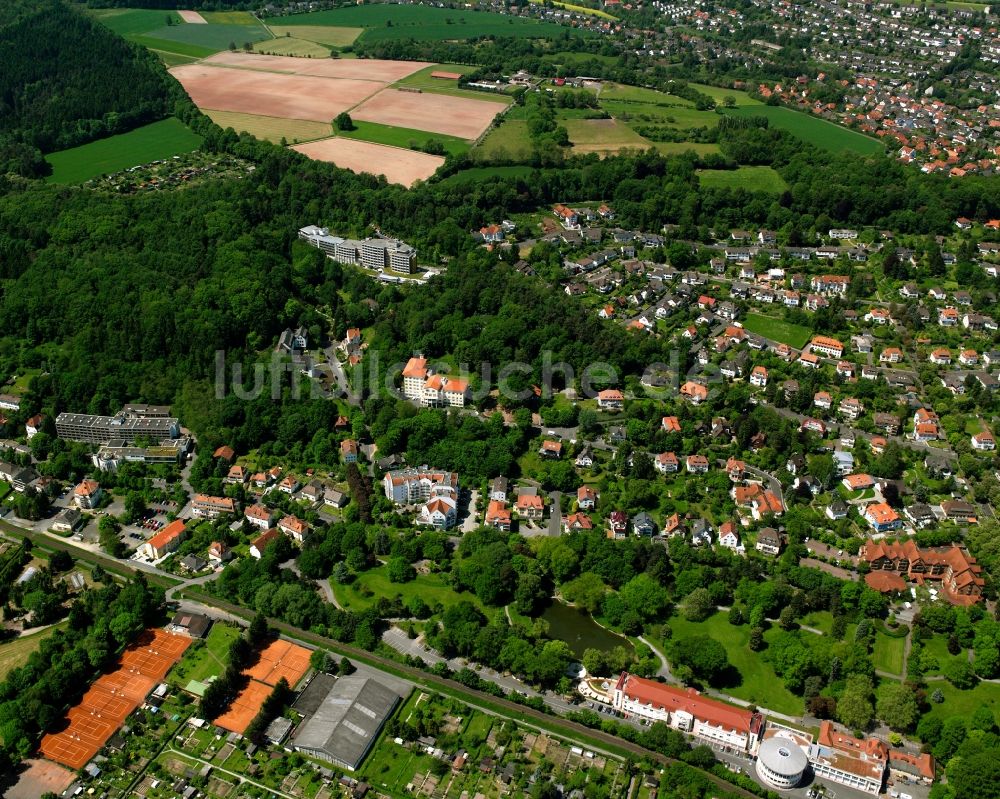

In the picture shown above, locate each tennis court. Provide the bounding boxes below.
[245,639,311,688]
[213,679,272,734]
[40,629,191,769]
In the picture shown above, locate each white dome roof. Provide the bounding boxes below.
[758,737,809,776]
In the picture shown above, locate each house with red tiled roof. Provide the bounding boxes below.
[810,721,887,795]
[278,514,309,543]
[485,500,511,531]
[661,416,681,433]
[250,527,282,559]
[655,452,679,474]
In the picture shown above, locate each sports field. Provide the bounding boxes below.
[45,118,203,184]
[205,110,332,143]
[723,105,884,155]
[743,312,812,349]
[292,138,445,187]
[265,5,590,42]
[697,166,788,193]
[214,679,272,734]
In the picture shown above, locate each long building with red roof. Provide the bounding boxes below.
[860,541,984,605]
[611,673,764,753]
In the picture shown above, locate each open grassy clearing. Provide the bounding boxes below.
[266,24,364,47]
[474,119,534,160]
[154,50,200,67]
[600,83,694,104]
[0,622,67,681]
[205,110,333,144]
[265,5,591,42]
[45,118,203,184]
[688,82,761,106]
[723,105,884,155]
[697,166,788,193]
[90,7,183,36]
[252,37,330,58]
[924,680,1000,727]
[666,612,804,716]
[743,312,812,349]
[169,623,241,685]
[565,118,650,148]
[339,121,470,158]
[331,566,484,613]
[873,632,906,675]
[392,63,507,102]
[602,99,719,129]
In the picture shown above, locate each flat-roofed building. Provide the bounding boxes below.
[808,721,886,795]
[56,407,180,444]
[292,674,404,771]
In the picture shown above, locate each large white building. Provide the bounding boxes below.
[401,357,469,407]
[298,226,417,274]
[383,467,459,505]
[808,721,887,795]
[606,673,764,754]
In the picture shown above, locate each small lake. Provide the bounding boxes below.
[541,601,635,659]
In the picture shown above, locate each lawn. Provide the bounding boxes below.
[266,25,364,47]
[169,623,241,685]
[332,566,483,613]
[0,622,67,681]
[205,111,333,144]
[923,680,1000,728]
[474,119,534,160]
[919,633,967,676]
[565,118,653,153]
[265,5,590,42]
[873,632,906,675]
[743,312,812,349]
[722,105,884,156]
[666,612,804,715]
[338,121,470,157]
[253,36,330,58]
[45,118,203,184]
[799,610,834,635]
[697,166,788,194]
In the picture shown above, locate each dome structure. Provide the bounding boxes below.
[755,736,809,790]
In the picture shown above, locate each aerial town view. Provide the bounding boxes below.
[0,1,998,798]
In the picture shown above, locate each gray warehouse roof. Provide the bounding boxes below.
[292,675,401,770]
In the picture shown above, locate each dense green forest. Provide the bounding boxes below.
[0,0,177,174]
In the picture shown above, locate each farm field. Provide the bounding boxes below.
[264,5,590,42]
[205,110,332,143]
[565,118,653,155]
[134,22,271,53]
[89,8,183,36]
[474,120,534,160]
[723,105,884,155]
[743,312,813,350]
[665,612,804,716]
[45,118,203,184]
[351,88,508,140]
[0,622,67,681]
[529,0,619,19]
[291,138,445,187]
[340,121,470,158]
[252,36,330,58]
[201,51,429,81]
[200,11,259,25]
[697,166,789,193]
[130,35,217,58]
[266,24,363,47]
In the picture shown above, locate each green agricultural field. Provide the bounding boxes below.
[130,35,217,58]
[200,11,260,25]
[154,50,200,67]
[529,0,619,19]
[332,566,484,613]
[600,83,691,104]
[697,166,788,194]
[205,110,333,144]
[565,118,652,153]
[666,612,804,716]
[392,63,505,102]
[266,24,364,47]
[253,36,330,58]
[474,120,534,160]
[90,7,183,36]
[688,82,761,106]
[602,99,718,130]
[265,5,591,43]
[137,22,272,54]
[723,105,884,155]
[873,632,906,675]
[339,121,469,158]
[45,118,204,184]
[168,623,241,685]
[743,312,812,349]
[0,622,67,681]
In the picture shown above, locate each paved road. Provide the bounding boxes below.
[547,491,562,536]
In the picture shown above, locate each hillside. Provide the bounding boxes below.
[0,0,176,175]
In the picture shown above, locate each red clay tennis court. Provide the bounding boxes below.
[213,679,272,734]
[40,630,191,770]
[244,639,311,688]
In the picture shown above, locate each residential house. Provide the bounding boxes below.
[563,513,593,533]
[863,502,902,532]
[191,495,236,519]
[717,521,744,554]
[632,512,656,537]
[278,515,309,543]
[755,528,784,556]
[340,439,358,464]
[749,366,768,387]
[686,455,709,474]
[972,431,996,451]
[485,500,512,532]
[826,497,849,520]
[515,494,545,521]
[418,496,457,529]
[245,504,274,530]
[139,519,186,560]
[607,511,628,539]
[250,528,282,559]
[539,440,563,459]
[73,479,102,510]
[490,476,509,503]
[597,389,625,410]
[655,452,679,474]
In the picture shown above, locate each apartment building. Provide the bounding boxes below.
[139,519,186,560]
[191,494,237,519]
[383,467,459,504]
[400,356,469,407]
[56,405,180,444]
[298,226,417,273]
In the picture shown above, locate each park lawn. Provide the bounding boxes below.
[743,312,812,349]
[924,680,1000,728]
[666,612,804,716]
[0,621,67,680]
[473,121,535,160]
[168,623,241,685]
[332,566,484,614]
[723,105,884,156]
[90,7,183,36]
[45,118,203,184]
[964,418,985,434]
[799,610,834,635]
[265,5,590,42]
[697,166,788,194]
[267,25,364,47]
[206,111,332,144]
[920,634,966,675]
[253,37,330,58]
[339,121,470,157]
[200,11,260,25]
[873,632,906,675]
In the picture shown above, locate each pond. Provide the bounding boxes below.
[541,601,634,660]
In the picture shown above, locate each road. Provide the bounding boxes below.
[547,491,562,536]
